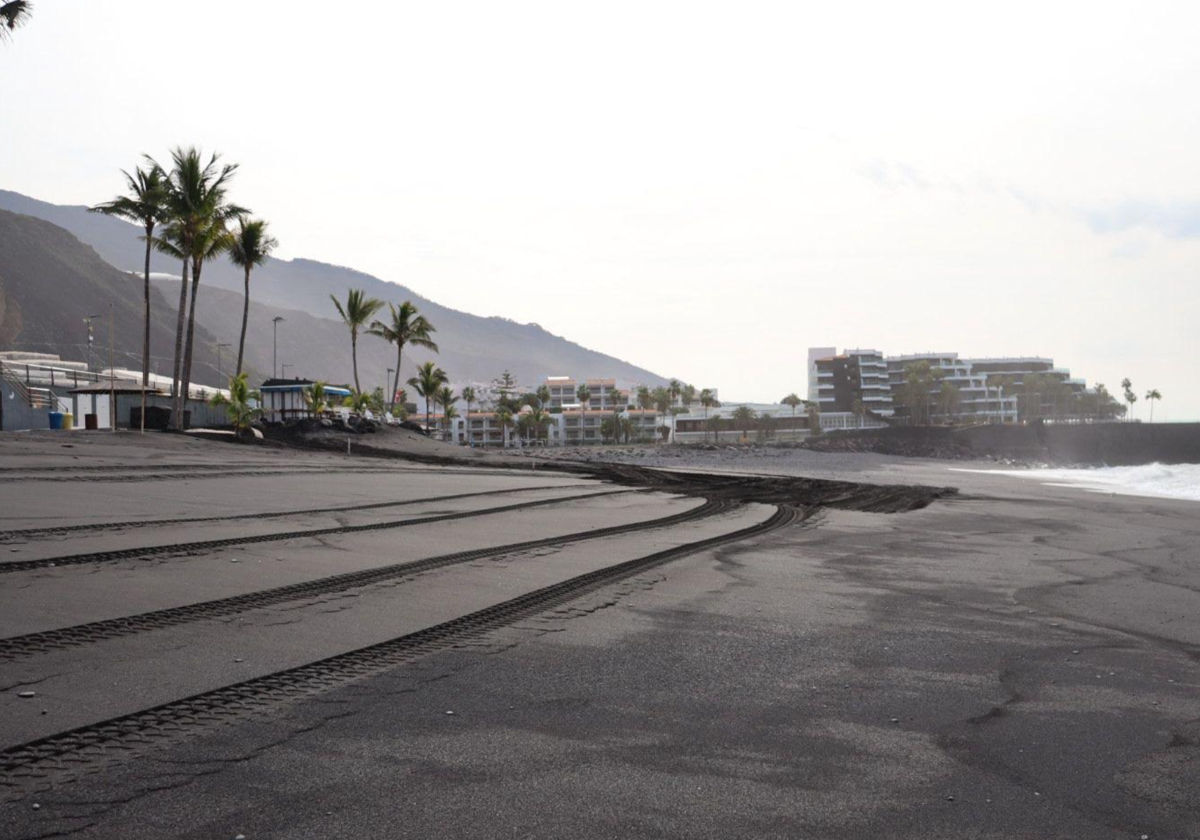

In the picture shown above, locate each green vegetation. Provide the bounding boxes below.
[576,383,591,444]
[368,301,437,412]
[208,373,262,435]
[227,218,277,378]
[155,148,247,429]
[652,387,672,442]
[781,392,802,434]
[304,381,329,415]
[330,289,384,394]
[1121,378,1137,421]
[0,1,32,41]
[408,361,447,434]
[731,405,755,438]
[1145,388,1162,422]
[342,390,372,413]
[437,385,457,440]
[495,407,515,448]
[699,388,719,442]
[91,165,171,389]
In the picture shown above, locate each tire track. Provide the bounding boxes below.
[0,489,635,574]
[4,467,404,484]
[0,505,799,799]
[0,499,730,661]
[0,483,595,542]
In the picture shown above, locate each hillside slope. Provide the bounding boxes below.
[0,209,232,384]
[153,278,527,391]
[0,189,667,388]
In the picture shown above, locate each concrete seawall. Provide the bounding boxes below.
[810,422,1200,466]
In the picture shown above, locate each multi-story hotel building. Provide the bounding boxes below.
[811,349,894,420]
[542,376,626,411]
[809,347,1089,424]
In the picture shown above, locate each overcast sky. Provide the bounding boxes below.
[4,1,1198,418]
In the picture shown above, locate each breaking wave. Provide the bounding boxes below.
[962,462,1200,502]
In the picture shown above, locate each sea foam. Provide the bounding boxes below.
[955,462,1200,502]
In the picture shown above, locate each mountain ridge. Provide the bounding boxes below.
[0,189,667,389]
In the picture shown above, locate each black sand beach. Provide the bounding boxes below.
[1,430,1197,839]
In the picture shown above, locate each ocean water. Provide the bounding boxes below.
[956,463,1200,502]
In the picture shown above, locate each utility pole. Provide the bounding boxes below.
[108,303,116,432]
[272,317,285,378]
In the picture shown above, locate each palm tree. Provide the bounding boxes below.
[620,416,636,444]
[781,393,802,437]
[331,289,384,394]
[705,414,723,443]
[668,379,682,405]
[343,390,372,414]
[91,165,171,390]
[576,383,591,445]
[680,383,696,410]
[152,147,245,429]
[536,384,551,410]
[667,379,683,440]
[179,220,235,414]
[368,301,437,412]
[803,400,822,434]
[698,388,717,442]
[732,405,755,439]
[460,386,476,444]
[528,407,553,443]
[407,362,447,434]
[443,403,460,443]
[1145,389,1162,422]
[208,373,262,437]
[851,399,867,428]
[437,385,457,441]
[0,1,32,41]
[304,381,328,416]
[608,389,626,443]
[1121,378,1137,421]
[495,407,515,448]
[227,218,278,378]
[652,387,672,442]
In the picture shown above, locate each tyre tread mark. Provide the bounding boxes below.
[0,504,800,798]
[0,499,727,660]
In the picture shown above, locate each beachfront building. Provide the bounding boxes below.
[811,349,894,425]
[808,347,1090,425]
[884,353,1086,423]
[260,378,352,423]
[541,376,627,411]
[671,401,816,442]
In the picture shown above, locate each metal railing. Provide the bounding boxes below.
[0,362,55,409]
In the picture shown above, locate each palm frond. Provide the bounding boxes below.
[0,0,32,39]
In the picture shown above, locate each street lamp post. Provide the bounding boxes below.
[272,317,285,378]
[83,314,102,373]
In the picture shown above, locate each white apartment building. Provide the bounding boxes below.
[542,376,626,411]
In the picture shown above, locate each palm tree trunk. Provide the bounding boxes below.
[392,344,403,412]
[351,331,361,393]
[142,227,153,389]
[236,265,250,378]
[169,259,190,429]
[178,258,203,430]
